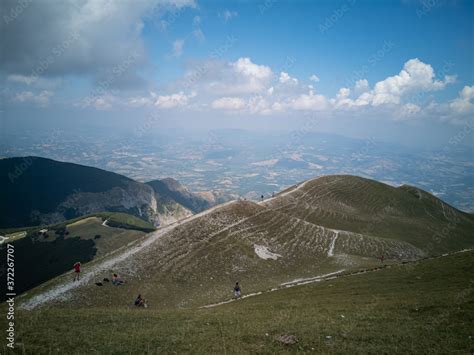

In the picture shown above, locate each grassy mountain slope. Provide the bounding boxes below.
[264,175,474,254]
[0,213,155,299]
[9,250,473,353]
[13,175,473,311]
[0,157,159,228]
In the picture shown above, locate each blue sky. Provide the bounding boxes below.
[146,0,473,95]
[1,0,473,147]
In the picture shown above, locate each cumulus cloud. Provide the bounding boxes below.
[185,57,273,95]
[354,79,369,93]
[370,58,455,106]
[232,57,272,80]
[288,90,328,111]
[333,87,354,108]
[450,86,474,113]
[12,90,54,107]
[154,91,196,109]
[279,72,298,85]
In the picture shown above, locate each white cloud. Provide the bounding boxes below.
[279,72,298,85]
[75,93,118,110]
[219,9,238,23]
[354,79,369,93]
[155,91,195,109]
[186,57,273,95]
[354,92,373,106]
[248,96,275,115]
[333,87,354,108]
[450,86,474,113]
[309,74,320,82]
[371,58,455,106]
[232,57,272,80]
[211,97,246,110]
[13,90,53,107]
[288,90,328,111]
[172,39,185,58]
[141,56,468,123]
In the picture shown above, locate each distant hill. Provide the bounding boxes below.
[0,157,217,229]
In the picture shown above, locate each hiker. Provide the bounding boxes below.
[380,254,384,263]
[134,294,147,308]
[112,273,125,285]
[234,282,241,298]
[261,194,264,202]
[73,262,81,281]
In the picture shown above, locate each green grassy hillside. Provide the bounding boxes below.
[14,175,472,312]
[0,213,155,299]
[7,250,473,354]
[264,175,474,254]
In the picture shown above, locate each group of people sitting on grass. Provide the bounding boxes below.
[73,261,149,307]
[74,261,243,308]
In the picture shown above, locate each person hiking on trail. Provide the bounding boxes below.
[73,262,81,281]
[261,194,264,202]
[112,273,125,285]
[134,294,147,308]
[380,254,385,263]
[234,282,241,298]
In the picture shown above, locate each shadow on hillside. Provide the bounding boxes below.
[0,236,97,302]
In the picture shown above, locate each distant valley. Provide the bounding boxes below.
[2,129,472,212]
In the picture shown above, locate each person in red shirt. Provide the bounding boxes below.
[73,262,81,281]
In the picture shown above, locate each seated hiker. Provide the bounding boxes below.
[112,273,125,285]
[234,282,241,298]
[134,294,147,307]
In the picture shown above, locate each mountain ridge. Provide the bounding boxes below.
[16,174,473,310]
[0,156,222,229]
